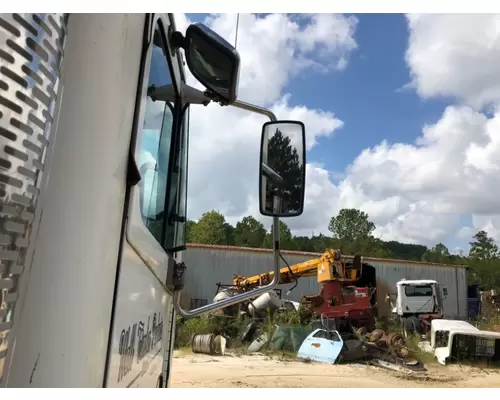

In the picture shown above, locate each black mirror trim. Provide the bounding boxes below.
[259,120,306,218]
[183,23,240,105]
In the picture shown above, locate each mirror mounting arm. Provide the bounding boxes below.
[170,30,187,50]
[231,100,277,121]
[148,84,282,116]
[148,83,212,106]
[203,90,232,107]
[173,100,282,319]
[169,29,235,107]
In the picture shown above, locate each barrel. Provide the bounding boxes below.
[191,333,226,355]
[191,333,216,355]
[248,291,281,316]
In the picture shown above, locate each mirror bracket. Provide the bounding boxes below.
[171,23,240,105]
[202,90,232,107]
[168,29,234,106]
[170,30,187,50]
[166,258,186,292]
[148,83,213,106]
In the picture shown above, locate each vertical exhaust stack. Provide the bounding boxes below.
[0,13,68,386]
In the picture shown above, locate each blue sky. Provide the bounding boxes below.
[187,13,447,175]
[184,13,500,253]
[291,14,449,175]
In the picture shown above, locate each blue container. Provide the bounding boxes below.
[467,284,481,320]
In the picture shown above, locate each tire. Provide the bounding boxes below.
[397,357,425,371]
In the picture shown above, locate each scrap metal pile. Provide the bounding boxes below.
[199,255,499,369]
[352,328,424,371]
[191,317,426,372]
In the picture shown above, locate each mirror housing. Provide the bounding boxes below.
[259,121,306,218]
[177,23,240,105]
[442,286,448,299]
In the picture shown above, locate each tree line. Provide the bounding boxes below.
[187,208,500,292]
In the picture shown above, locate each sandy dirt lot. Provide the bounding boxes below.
[170,351,500,388]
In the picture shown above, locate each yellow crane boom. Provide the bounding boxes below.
[232,249,363,291]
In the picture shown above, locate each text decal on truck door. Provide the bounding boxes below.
[117,312,164,383]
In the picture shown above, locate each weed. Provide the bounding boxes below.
[403,333,436,365]
[374,316,401,333]
[175,313,248,348]
[476,313,500,332]
[175,306,306,355]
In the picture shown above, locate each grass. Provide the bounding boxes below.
[175,309,500,370]
[175,312,253,349]
[476,313,500,332]
[403,333,437,365]
[174,308,304,351]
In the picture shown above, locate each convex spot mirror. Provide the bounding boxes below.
[259,121,306,218]
[182,23,240,105]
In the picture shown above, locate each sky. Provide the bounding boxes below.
[173,13,500,253]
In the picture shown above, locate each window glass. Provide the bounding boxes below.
[164,105,189,251]
[404,285,433,297]
[138,24,175,242]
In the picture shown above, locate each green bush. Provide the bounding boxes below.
[175,313,252,349]
[174,307,304,351]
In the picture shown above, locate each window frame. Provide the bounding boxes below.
[126,14,183,282]
[161,103,190,253]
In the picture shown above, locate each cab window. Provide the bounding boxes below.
[138,23,176,243]
[164,105,189,252]
[404,285,433,297]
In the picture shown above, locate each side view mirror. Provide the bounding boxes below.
[442,286,448,298]
[180,23,240,105]
[259,121,306,218]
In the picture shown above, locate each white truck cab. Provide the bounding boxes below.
[389,279,448,337]
[393,279,447,316]
[0,13,307,387]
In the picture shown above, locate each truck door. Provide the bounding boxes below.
[104,14,187,388]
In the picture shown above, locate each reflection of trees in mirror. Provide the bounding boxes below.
[265,128,303,214]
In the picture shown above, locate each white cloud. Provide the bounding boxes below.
[176,13,355,231]
[331,14,500,248]
[179,13,500,251]
[405,13,500,110]
[331,104,500,246]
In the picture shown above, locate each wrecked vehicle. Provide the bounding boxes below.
[420,319,500,366]
[297,329,344,363]
[297,328,424,371]
[387,279,447,338]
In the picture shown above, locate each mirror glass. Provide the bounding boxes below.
[259,121,306,217]
[184,23,240,104]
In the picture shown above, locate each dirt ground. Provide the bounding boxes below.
[170,351,500,388]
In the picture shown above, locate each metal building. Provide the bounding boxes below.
[181,244,469,319]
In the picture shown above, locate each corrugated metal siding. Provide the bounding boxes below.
[181,245,469,319]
